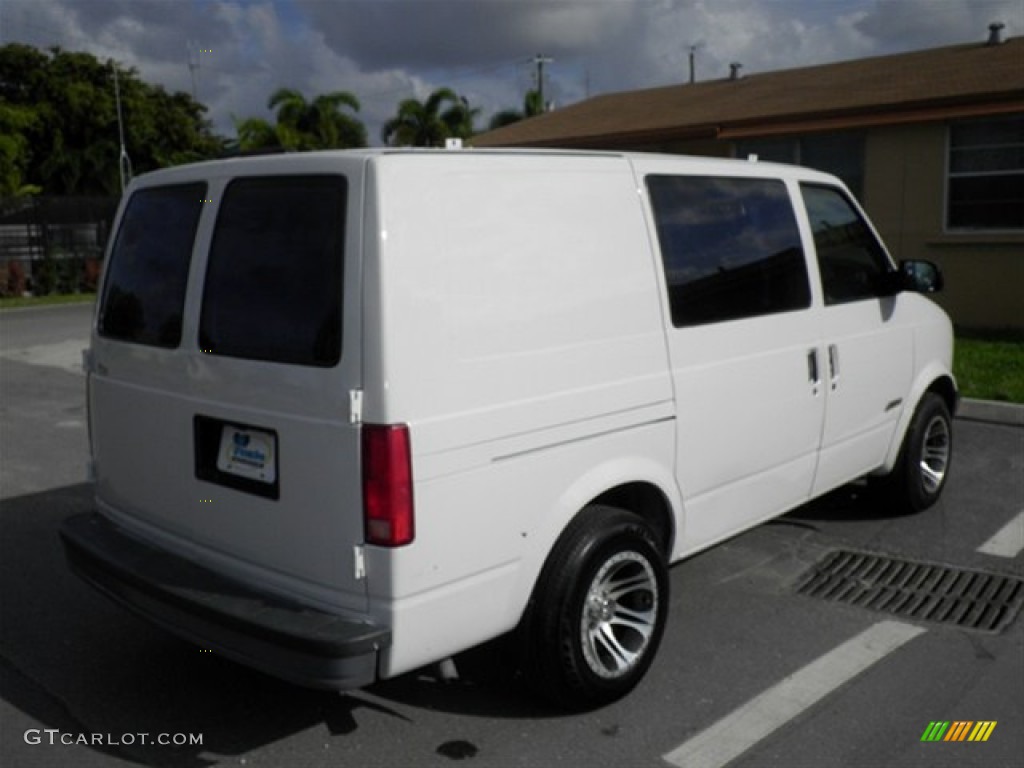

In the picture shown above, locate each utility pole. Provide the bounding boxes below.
[532,54,553,111]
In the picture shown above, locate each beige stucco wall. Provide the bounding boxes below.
[862,123,1024,331]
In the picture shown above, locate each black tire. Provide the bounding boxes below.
[879,393,953,513]
[520,505,668,710]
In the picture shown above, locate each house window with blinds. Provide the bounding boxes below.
[947,115,1024,231]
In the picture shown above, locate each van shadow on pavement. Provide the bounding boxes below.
[783,481,922,524]
[0,483,426,767]
[0,484,558,768]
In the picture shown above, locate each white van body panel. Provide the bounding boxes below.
[657,311,825,551]
[809,297,914,494]
[370,418,680,678]
[369,153,673,432]
[879,298,956,473]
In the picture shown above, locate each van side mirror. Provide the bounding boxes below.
[899,260,944,294]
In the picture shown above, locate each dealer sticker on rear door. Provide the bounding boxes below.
[217,425,276,484]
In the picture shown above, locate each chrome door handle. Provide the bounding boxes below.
[828,344,840,390]
[807,349,820,385]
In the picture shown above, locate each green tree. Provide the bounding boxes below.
[270,87,367,149]
[488,89,544,131]
[234,88,367,152]
[0,104,41,196]
[442,96,479,142]
[0,43,223,195]
[382,87,477,147]
[232,116,282,151]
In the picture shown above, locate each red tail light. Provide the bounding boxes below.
[362,424,414,547]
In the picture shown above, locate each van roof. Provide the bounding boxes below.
[126,147,837,189]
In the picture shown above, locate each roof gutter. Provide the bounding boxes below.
[719,98,1024,140]
[476,89,1024,150]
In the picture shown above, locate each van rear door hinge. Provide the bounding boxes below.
[349,389,363,424]
[353,545,366,580]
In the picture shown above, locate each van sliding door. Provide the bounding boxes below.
[641,172,825,550]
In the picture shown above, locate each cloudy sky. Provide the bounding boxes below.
[2,0,1021,144]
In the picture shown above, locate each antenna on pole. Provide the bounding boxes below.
[687,41,705,84]
[187,40,200,101]
[112,63,132,194]
[532,54,553,111]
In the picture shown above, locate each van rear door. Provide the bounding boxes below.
[90,160,368,612]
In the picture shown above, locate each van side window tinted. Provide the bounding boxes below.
[200,176,346,367]
[99,183,205,347]
[646,176,810,327]
[800,184,893,305]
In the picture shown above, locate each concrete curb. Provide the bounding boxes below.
[956,398,1024,427]
[0,299,95,314]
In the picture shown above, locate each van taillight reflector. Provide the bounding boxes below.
[362,424,414,547]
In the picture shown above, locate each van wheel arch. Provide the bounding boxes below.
[874,388,953,513]
[926,375,958,418]
[589,482,675,558]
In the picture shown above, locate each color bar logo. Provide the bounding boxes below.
[921,721,997,742]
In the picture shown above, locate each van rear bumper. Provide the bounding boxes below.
[59,512,389,690]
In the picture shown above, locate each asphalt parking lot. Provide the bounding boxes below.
[1,303,1022,768]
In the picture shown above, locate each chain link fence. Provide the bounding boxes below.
[0,196,119,297]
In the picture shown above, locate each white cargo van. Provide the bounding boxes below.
[61,149,955,709]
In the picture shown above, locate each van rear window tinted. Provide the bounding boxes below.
[99,183,205,347]
[646,176,810,327]
[199,176,346,367]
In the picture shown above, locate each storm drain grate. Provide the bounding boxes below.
[795,550,1023,634]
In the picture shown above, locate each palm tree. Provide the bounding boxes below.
[233,116,282,151]
[488,89,544,131]
[441,96,479,141]
[234,88,367,152]
[310,92,368,148]
[382,87,477,147]
[268,87,367,150]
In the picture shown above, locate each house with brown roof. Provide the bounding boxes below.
[474,31,1024,330]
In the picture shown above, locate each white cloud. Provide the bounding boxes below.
[851,0,1021,49]
[4,0,1021,145]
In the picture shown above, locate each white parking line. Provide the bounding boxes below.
[977,510,1024,558]
[662,621,926,768]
